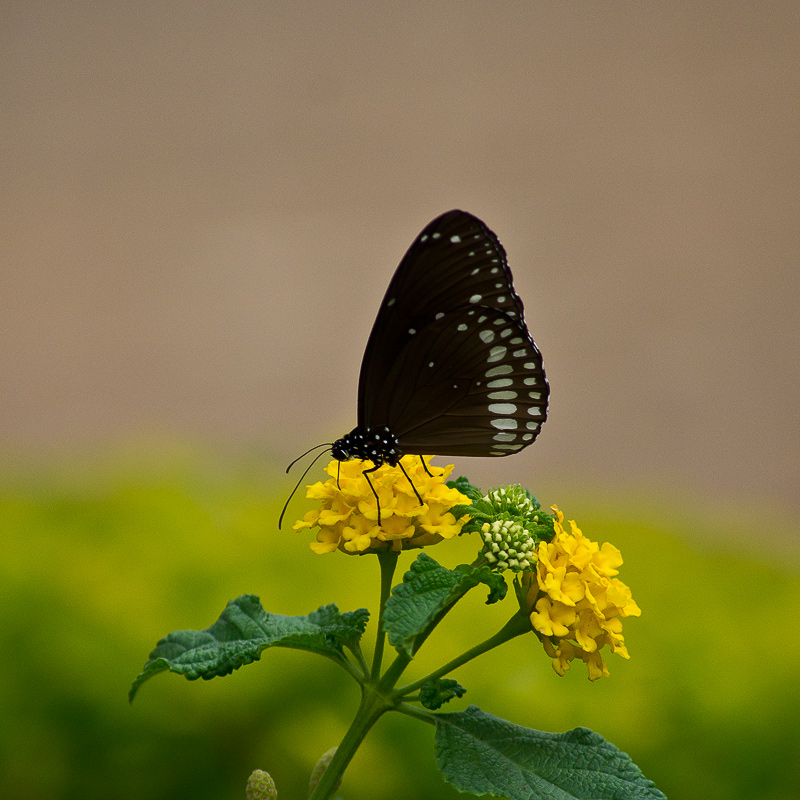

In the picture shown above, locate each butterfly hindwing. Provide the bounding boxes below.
[379,308,547,456]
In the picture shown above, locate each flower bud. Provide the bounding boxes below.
[309,747,341,795]
[246,769,277,800]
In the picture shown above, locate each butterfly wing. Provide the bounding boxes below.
[357,210,549,456]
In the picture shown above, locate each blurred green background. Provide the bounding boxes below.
[2,445,798,800]
[3,2,799,798]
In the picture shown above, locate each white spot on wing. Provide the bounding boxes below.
[493,432,516,442]
[487,378,513,388]
[487,345,507,363]
[469,294,482,303]
[457,323,468,332]
[488,390,517,400]
[450,235,461,243]
[489,403,517,415]
[486,365,513,377]
[479,330,495,344]
[490,418,518,430]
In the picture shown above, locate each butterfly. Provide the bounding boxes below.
[280,209,549,526]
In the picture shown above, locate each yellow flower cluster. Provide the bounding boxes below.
[293,457,471,555]
[524,506,641,680]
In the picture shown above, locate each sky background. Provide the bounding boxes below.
[2,2,798,528]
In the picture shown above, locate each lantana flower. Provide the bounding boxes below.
[520,505,641,680]
[293,457,471,554]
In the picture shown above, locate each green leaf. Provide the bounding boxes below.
[448,475,485,504]
[383,553,507,657]
[129,595,368,701]
[419,678,467,710]
[434,706,666,800]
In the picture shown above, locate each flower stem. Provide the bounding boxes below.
[307,687,392,800]
[371,549,399,680]
[396,609,531,697]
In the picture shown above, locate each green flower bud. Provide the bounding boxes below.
[246,769,277,800]
[309,747,341,795]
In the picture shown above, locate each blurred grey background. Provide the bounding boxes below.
[2,2,798,517]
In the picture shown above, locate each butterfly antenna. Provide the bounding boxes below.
[285,442,333,474]
[278,447,332,529]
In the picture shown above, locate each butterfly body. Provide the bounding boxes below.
[331,425,401,467]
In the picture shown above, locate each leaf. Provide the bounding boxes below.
[129,595,368,701]
[419,678,467,710]
[434,706,666,800]
[448,475,485,504]
[383,553,506,657]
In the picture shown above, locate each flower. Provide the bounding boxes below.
[521,505,641,680]
[293,456,471,554]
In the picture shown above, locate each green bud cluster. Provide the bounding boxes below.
[485,485,540,519]
[446,477,557,573]
[246,769,277,800]
[480,517,537,572]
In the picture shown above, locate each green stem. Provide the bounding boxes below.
[307,687,392,800]
[347,641,370,678]
[378,650,413,693]
[370,549,399,680]
[396,701,436,726]
[396,609,531,697]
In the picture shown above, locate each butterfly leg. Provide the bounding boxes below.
[361,462,384,526]
[397,460,424,507]
[419,456,433,477]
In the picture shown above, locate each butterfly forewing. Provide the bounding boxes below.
[356,210,549,458]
